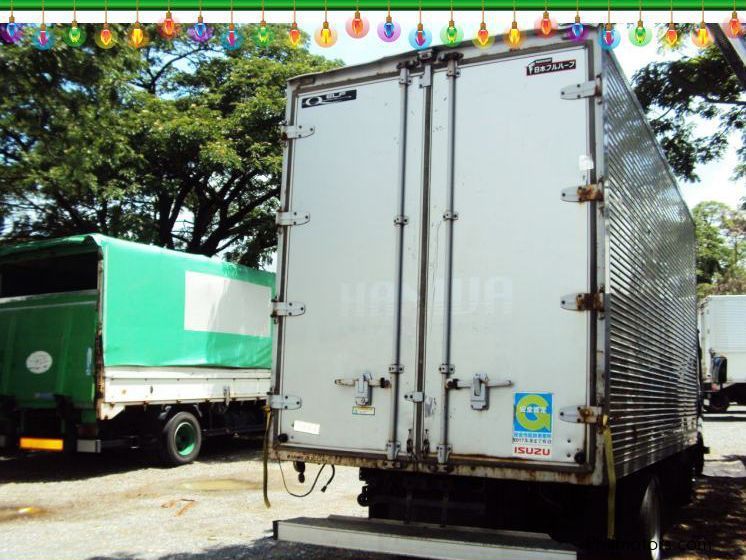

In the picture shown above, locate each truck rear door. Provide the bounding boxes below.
[276,73,425,455]
[276,43,598,469]
[422,47,593,465]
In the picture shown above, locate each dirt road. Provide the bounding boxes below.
[1,408,744,560]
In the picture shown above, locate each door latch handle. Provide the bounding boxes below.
[446,373,513,411]
[334,372,390,406]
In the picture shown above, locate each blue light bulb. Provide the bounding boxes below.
[7,21,18,38]
[195,21,206,37]
[383,20,395,38]
[571,22,584,38]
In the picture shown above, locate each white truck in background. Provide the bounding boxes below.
[700,295,746,412]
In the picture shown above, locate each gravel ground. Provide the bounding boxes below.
[1,408,744,560]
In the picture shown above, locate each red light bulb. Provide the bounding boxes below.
[289,23,301,46]
[539,11,552,36]
[476,22,489,46]
[665,23,678,46]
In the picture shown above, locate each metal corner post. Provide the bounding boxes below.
[386,65,411,462]
[437,53,461,466]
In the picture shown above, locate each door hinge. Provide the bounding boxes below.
[272,301,306,317]
[269,394,302,410]
[561,182,604,203]
[561,292,605,312]
[446,373,513,411]
[281,123,315,140]
[561,78,602,101]
[276,211,310,227]
[559,405,603,425]
[334,372,390,406]
[403,391,424,403]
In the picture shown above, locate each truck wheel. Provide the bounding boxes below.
[706,393,729,413]
[160,411,202,466]
[622,477,662,560]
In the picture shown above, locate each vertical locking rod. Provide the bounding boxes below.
[437,54,460,465]
[386,65,410,461]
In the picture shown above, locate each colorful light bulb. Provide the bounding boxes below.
[446,20,458,43]
[128,22,149,48]
[288,22,301,46]
[2,17,23,44]
[377,15,401,42]
[416,25,425,45]
[95,24,117,48]
[692,21,711,48]
[6,18,18,40]
[629,20,651,46]
[345,10,369,38]
[539,10,552,36]
[598,23,620,50]
[408,22,432,49]
[726,11,742,37]
[314,20,338,47]
[665,23,678,46]
[188,16,212,43]
[63,20,87,47]
[571,16,584,39]
[221,23,244,50]
[475,21,490,47]
[31,23,54,50]
[440,19,463,46]
[255,20,272,45]
[383,18,395,38]
[505,20,521,48]
[158,10,180,40]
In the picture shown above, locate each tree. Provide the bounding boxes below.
[693,200,746,297]
[632,43,745,183]
[0,24,340,266]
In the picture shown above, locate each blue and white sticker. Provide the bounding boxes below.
[512,392,553,459]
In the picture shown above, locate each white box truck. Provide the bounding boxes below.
[269,29,704,560]
[700,294,746,412]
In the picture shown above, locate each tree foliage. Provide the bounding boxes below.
[632,44,745,183]
[693,200,746,297]
[0,24,340,266]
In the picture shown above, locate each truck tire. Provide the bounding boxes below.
[621,476,662,560]
[159,411,202,466]
[706,393,729,413]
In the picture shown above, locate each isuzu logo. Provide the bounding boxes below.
[301,89,357,108]
[526,57,576,76]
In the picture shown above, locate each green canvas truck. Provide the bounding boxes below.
[0,234,274,465]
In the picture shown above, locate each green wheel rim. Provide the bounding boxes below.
[174,421,197,456]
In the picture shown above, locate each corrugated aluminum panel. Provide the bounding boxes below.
[602,54,699,478]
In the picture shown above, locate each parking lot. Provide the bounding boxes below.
[1,408,744,560]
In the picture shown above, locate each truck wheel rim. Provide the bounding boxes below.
[174,421,196,456]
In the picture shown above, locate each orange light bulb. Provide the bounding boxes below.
[289,23,301,46]
[351,10,364,35]
[539,11,552,36]
[729,11,742,36]
[476,22,489,46]
[665,23,678,46]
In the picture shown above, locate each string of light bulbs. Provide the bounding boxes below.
[1,2,744,52]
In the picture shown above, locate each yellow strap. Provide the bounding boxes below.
[603,418,616,539]
[262,406,272,509]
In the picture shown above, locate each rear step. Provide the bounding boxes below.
[273,515,577,560]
